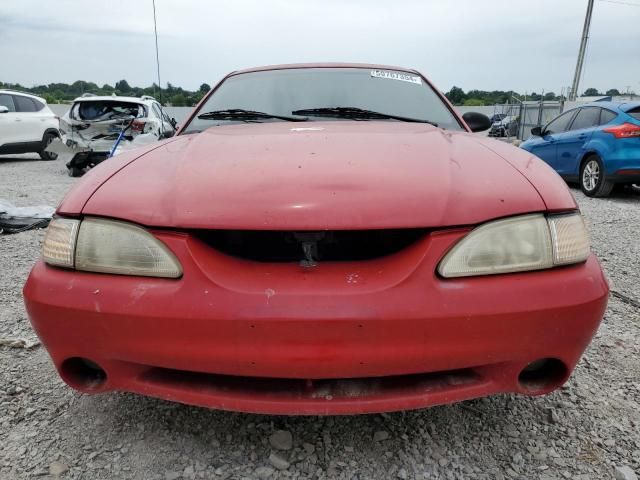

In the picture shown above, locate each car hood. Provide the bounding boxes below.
[78,121,553,229]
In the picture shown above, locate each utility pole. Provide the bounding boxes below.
[569,0,595,101]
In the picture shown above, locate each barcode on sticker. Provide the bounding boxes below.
[370,70,422,85]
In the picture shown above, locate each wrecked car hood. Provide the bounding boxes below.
[77,121,563,229]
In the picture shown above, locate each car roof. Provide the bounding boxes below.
[230,62,420,76]
[0,89,47,102]
[617,101,640,112]
[580,101,640,112]
[72,95,153,104]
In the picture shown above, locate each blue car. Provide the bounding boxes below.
[520,102,640,197]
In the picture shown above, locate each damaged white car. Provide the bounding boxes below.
[52,95,176,176]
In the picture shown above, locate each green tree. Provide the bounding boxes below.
[165,82,177,95]
[70,80,98,95]
[170,93,187,106]
[605,88,620,96]
[199,83,211,93]
[543,92,556,101]
[115,79,131,93]
[41,93,60,104]
[445,86,466,105]
[583,88,600,96]
[463,98,484,106]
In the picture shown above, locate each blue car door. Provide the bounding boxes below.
[553,107,600,176]
[530,109,578,167]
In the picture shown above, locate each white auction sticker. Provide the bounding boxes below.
[370,70,422,85]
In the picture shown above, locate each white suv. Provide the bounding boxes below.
[0,90,59,160]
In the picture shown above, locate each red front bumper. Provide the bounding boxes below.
[23,229,609,415]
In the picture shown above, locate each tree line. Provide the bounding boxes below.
[444,86,628,106]
[0,79,212,106]
[0,79,631,107]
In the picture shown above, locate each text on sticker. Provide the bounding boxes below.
[370,70,422,85]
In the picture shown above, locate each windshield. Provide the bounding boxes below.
[182,68,464,133]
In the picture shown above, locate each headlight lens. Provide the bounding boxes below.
[42,217,80,267]
[438,213,590,278]
[548,214,591,265]
[42,217,182,278]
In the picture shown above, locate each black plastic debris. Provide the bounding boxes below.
[0,200,54,234]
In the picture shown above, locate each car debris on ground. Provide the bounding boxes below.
[0,199,54,234]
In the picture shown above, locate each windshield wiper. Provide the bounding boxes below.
[197,109,308,122]
[291,107,438,126]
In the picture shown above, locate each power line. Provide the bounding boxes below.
[152,0,162,104]
[152,0,165,137]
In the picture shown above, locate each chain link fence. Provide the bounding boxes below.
[485,101,565,141]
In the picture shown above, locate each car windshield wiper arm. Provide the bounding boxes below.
[197,109,308,122]
[291,107,438,126]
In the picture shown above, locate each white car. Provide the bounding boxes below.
[0,90,59,160]
[58,94,176,176]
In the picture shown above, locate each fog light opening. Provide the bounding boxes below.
[60,357,107,391]
[518,358,568,393]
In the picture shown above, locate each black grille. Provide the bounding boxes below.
[196,229,426,263]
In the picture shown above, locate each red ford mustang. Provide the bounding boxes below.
[24,64,608,415]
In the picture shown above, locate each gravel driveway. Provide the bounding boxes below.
[1,154,639,480]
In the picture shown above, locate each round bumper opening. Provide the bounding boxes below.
[60,357,107,391]
[518,358,568,393]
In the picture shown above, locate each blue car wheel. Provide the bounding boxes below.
[580,155,614,198]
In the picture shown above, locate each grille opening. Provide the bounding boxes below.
[196,229,427,263]
[139,366,482,400]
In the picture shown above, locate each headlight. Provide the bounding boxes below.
[42,217,80,267]
[42,217,182,278]
[438,213,590,278]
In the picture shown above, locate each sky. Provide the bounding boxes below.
[2,0,639,95]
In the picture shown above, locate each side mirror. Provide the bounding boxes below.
[170,117,177,128]
[0,106,8,114]
[531,126,542,136]
[462,112,492,133]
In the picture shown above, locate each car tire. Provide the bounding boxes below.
[39,132,58,160]
[580,155,614,198]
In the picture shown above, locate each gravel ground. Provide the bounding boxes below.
[1,154,639,480]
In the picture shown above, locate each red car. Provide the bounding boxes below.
[24,64,608,415]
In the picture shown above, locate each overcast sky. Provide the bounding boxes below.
[2,0,639,95]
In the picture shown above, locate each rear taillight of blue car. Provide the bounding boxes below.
[603,122,640,139]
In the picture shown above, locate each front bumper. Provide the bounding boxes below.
[23,229,609,415]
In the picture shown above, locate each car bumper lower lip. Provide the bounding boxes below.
[24,232,609,414]
[610,168,640,183]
